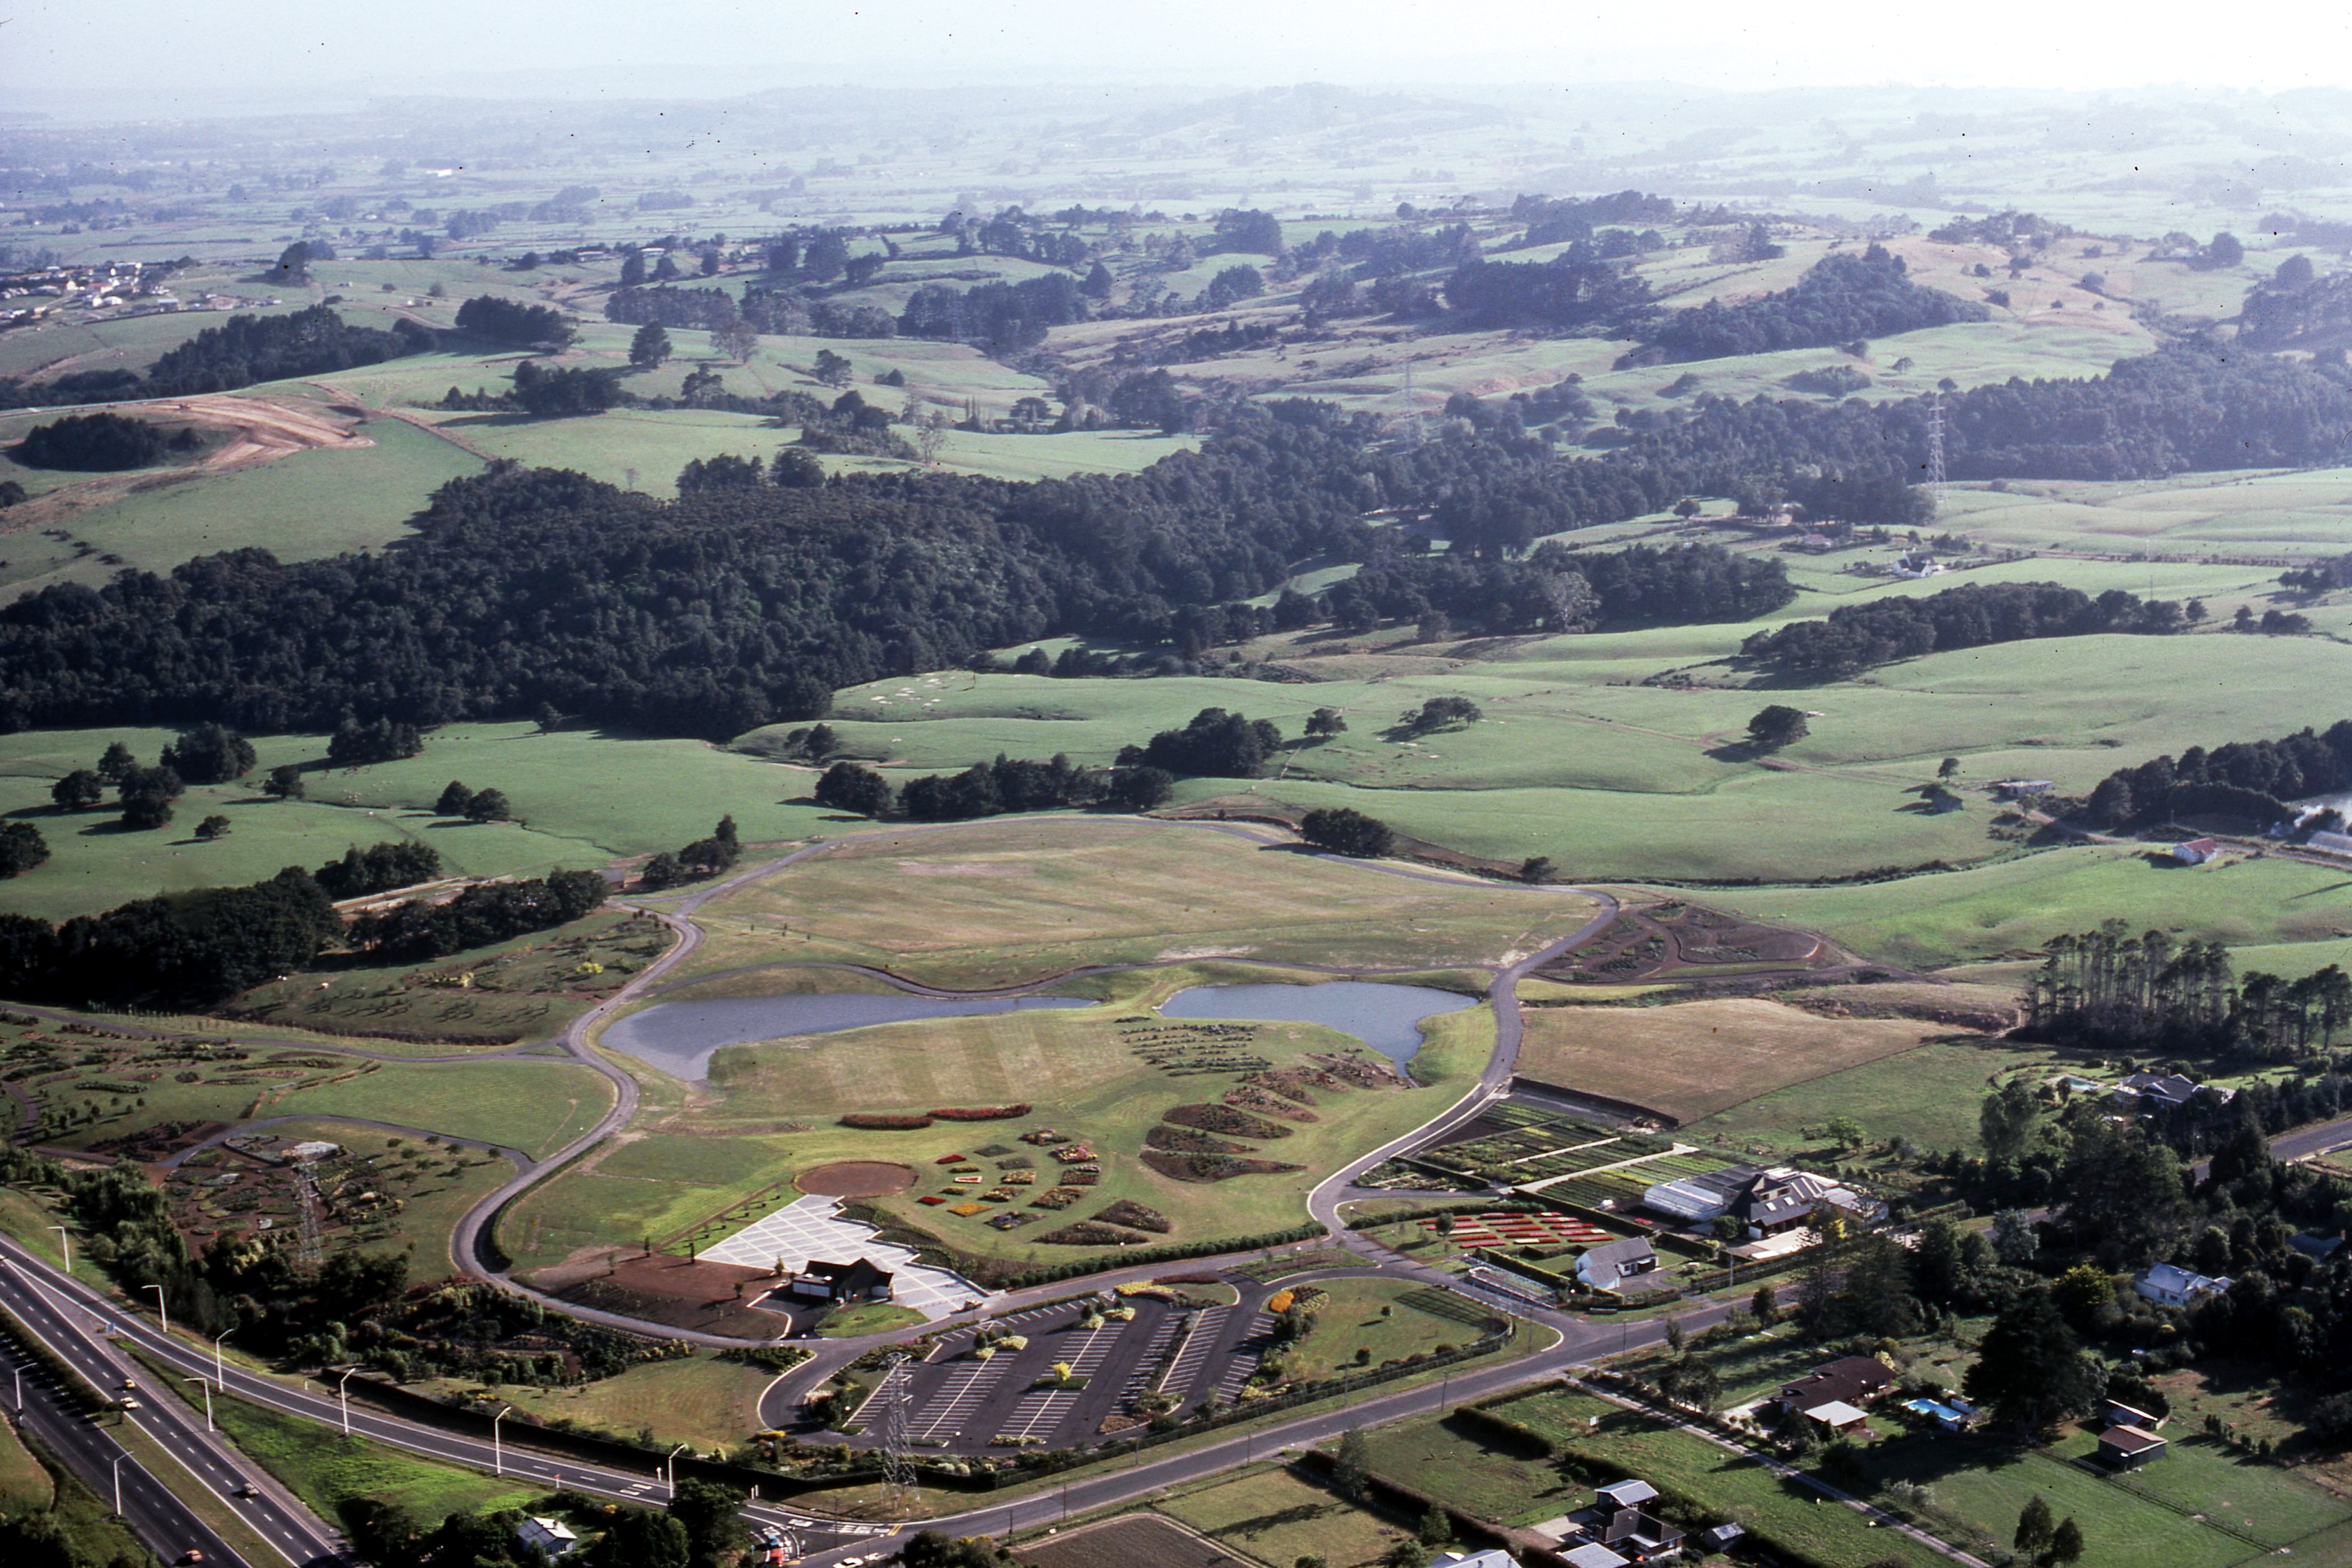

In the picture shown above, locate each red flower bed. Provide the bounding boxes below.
[839,1113,935,1130]
[927,1104,1033,1122]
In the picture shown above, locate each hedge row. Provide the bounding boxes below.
[994,1223,1326,1289]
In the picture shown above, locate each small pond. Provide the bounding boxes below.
[604,994,1092,1081]
[1156,981,1478,1067]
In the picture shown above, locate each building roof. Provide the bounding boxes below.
[1579,1237,1658,1278]
[1595,1479,1659,1509]
[1781,1356,1893,1408]
[1641,1166,1758,1222]
[802,1257,892,1287]
[2101,1424,2167,1455]
[2138,1262,2232,1299]
[1558,1546,1631,1568]
[1429,1553,1515,1568]
[2311,829,2352,856]
[1804,1399,1870,1427]
[2175,837,2219,855]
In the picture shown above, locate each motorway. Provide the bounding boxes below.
[0,1240,340,1566]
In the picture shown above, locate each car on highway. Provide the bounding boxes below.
[178,1552,204,1565]
[116,1397,142,1410]
[234,1481,259,1498]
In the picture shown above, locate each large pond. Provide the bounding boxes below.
[604,994,1093,1081]
[1157,981,1479,1067]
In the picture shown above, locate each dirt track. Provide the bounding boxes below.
[156,393,373,469]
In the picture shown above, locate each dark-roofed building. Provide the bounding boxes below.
[1773,1355,1894,1418]
[2098,1424,2168,1468]
[785,1257,893,1303]
[1728,1166,1885,1237]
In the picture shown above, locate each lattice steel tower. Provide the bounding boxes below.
[1925,389,1948,519]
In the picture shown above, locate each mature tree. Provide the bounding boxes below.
[716,319,759,363]
[1401,695,1482,733]
[50,770,102,811]
[1521,855,1553,883]
[435,781,475,817]
[1082,260,1116,299]
[463,787,512,823]
[1979,1079,2042,1163]
[1747,704,1810,749]
[587,1507,689,1568]
[1825,1113,1867,1150]
[263,764,305,801]
[195,815,231,841]
[2208,232,2245,268]
[1657,1354,1721,1410]
[2062,1118,2186,1268]
[120,792,173,831]
[2048,1517,2085,1566]
[1300,807,1395,858]
[1964,1290,2104,1435]
[898,1532,1011,1568]
[814,761,893,816]
[1911,1216,1964,1307]
[2014,1496,2055,1558]
[96,741,136,784]
[161,722,256,785]
[1304,707,1348,739]
[771,447,826,488]
[1332,1427,1371,1500]
[813,348,852,386]
[668,1478,749,1568]
[629,323,673,370]
[1123,708,1284,777]
[1104,765,1174,812]
[0,822,47,878]
[1939,755,1962,778]
[1991,1209,2041,1266]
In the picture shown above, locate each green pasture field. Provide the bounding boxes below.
[230,909,670,1045]
[512,964,1495,1276]
[0,720,841,922]
[424,1351,778,1452]
[1,414,481,603]
[678,815,1593,990]
[1152,1465,1410,1568]
[207,1387,531,1523]
[1681,1038,2064,1156]
[1942,466,2352,561]
[1357,1388,1949,1568]
[1711,848,2352,970]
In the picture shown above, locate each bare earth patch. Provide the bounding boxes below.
[1018,1513,1253,1568]
[796,1160,917,1197]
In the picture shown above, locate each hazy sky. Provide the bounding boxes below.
[6,0,2351,110]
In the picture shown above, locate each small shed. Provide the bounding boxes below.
[516,1518,579,1558]
[2099,1424,2168,1468]
[2099,1399,2164,1431]
[2171,838,2220,865]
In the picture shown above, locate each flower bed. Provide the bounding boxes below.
[1163,1103,1292,1140]
[1144,1124,1253,1155]
[928,1104,1032,1121]
[1140,1149,1305,1183]
[1038,1220,1154,1247]
[841,1113,934,1130]
[1095,1198,1173,1234]
[1224,1085,1319,1123]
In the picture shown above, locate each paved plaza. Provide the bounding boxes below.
[700,1194,981,1319]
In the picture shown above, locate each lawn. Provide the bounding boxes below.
[1514,998,1957,1124]
[2045,1424,2351,1551]
[1154,1464,1411,1568]
[1285,1277,1511,1382]
[207,1387,532,1522]
[428,1352,778,1453]
[680,815,1594,990]
[271,1057,614,1159]
[0,1411,52,1511]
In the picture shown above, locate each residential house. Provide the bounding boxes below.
[1574,1237,1660,1293]
[2134,1262,2230,1308]
[2098,1424,2168,1468]
[785,1257,894,1304]
[1553,1480,1684,1562]
[2113,1073,2233,1110]
[516,1518,580,1558]
[1427,1553,1515,1568]
[1774,1356,1895,1418]
[1990,780,2054,800]
[2171,838,2220,864]
[1730,1167,1885,1237]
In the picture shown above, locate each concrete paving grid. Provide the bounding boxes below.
[700,1194,981,1319]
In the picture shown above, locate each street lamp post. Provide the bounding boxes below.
[184,1376,212,1431]
[337,1367,358,1436]
[213,1327,235,1392]
[666,1443,688,1497]
[494,1406,512,1477]
[47,1227,68,1272]
[142,1284,167,1334]
[111,1454,124,1517]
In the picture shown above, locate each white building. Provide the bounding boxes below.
[2135,1262,2230,1308]
[516,1518,579,1558]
